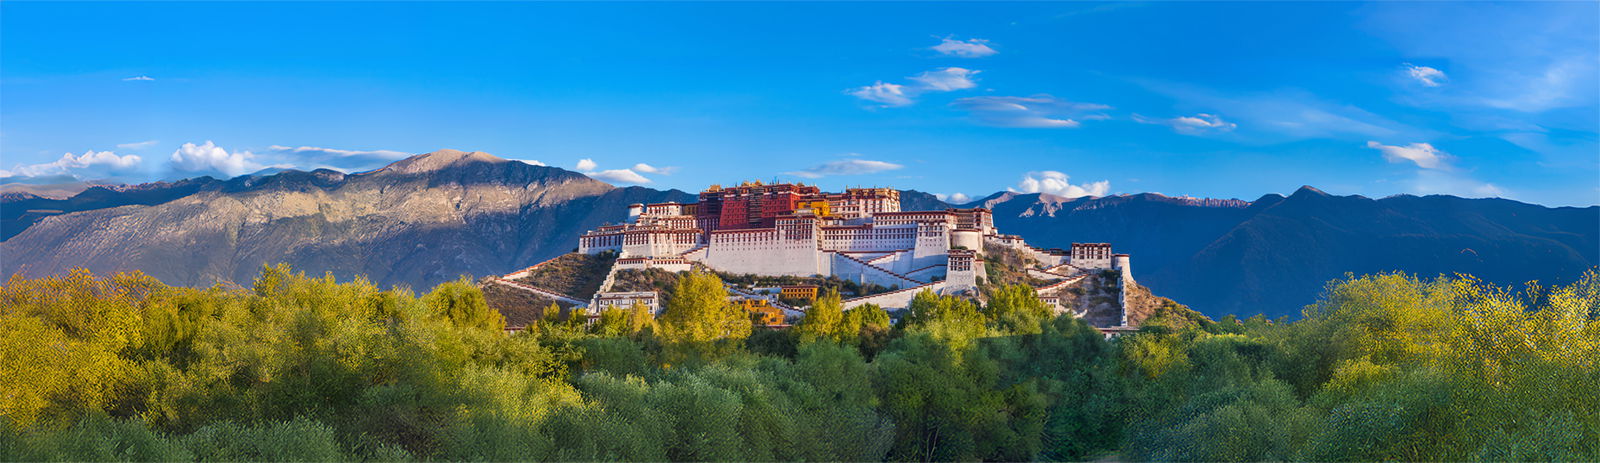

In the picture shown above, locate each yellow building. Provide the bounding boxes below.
[738,299,787,327]
[795,199,832,218]
[780,284,820,300]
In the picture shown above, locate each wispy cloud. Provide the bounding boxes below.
[572,158,663,184]
[267,145,408,160]
[1009,171,1110,198]
[589,169,651,184]
[632,163,677,175]
[264,145,410,172]
[1403,63,1447,87]
[1364,141,1504,198]
[116,140,160,150]
[1135,113,1238,135]
[1140,81,1418,141]
[849,67,983,107]
[951,95,1110,128]
[1366,140,1449,170]
[1364,2,1597,114]
[786,159,904,178]
[0,150,144,181]
[122,75,154,82]
[909,67,979,91]
[930,37,997,58]
[1409,169,1505,198]
[934,192,972,204]
[847,81,913,107]
[1476,56,1595,112]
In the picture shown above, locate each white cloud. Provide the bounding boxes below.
[847,81,914,107]
[572,158,668,184]
[122,76,154,81]
[1009,171,1110,198]
[514,159,546,166]
[1363,141,1503,198]
[1403,63,1447,87]
[263,145,409,172]
[1477,56,1595,112]
[1137,113,1238,135]
[1172,114,1237,132]
[909,67,979,92]
[169,141,265,177]
[632,163,677,175]
[931,37,998,58]
[850,66,984,108]
[1366,140,1450,169]
[267,145,408,160]
[1408,169,1506,198]
[1364,3,1596,114]
[0,150,144,180]
[588,169,651,184]
[1139,81,1417,141]
[786,159,905,178]
[951,95,1109,128]
[935,192,972,204]
[117,140,159,150]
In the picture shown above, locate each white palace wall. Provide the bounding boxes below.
[830,253,922,289]
[910,222,952,271]
[702,229,829,277]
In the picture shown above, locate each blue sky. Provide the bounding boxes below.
[2,2,1596,206]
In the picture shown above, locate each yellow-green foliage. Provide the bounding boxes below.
[659,271,750,344]
[2,265,1595,462]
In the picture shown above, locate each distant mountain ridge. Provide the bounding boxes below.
[2,149,693,289]
[3,150,1594,319]
[963,186,1596,318]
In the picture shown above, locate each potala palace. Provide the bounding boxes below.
[548,181,1138,327]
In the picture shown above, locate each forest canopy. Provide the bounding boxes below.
[1,265,1596,462]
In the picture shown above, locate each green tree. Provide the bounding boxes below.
[627,301,656,336]
[593,304,628,337]
[422,278,504,332]
[660,271,750,344]
[985,284,1052,335]
[795,288,844,343]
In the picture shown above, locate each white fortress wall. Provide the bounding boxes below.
[830,252,922,289]
[905,265,947,283]
[578,229,624,254]
[910,221,952,269]
[842,281,948,311]
[869,249,921,274]
[1113,254,1134,284]
[613,257,694,273]
[951,229,983,251]
[621,229,701,258]
[703,229,828,277]
[820,224,918,253]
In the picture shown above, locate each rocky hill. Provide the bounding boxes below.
[1,150,693,289]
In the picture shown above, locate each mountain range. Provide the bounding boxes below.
[3,149,1594,319]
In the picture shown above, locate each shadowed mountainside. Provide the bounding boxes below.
[1,149,693,289]
[965,187,1597,318]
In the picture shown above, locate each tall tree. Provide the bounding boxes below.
[796,288,844,343]
[660,271,750,344]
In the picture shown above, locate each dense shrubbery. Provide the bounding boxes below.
[2,265,1596,461]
